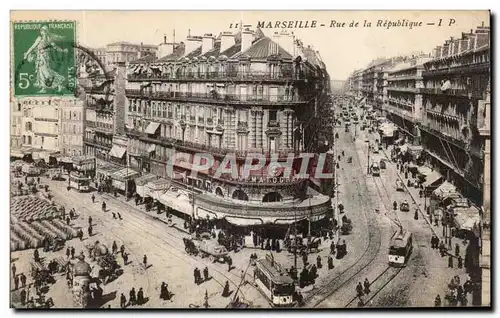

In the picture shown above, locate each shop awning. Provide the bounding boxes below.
[196,208,218,220]
[408,145,424,157]
[145,122,161,134]
[452,206,481,232]
[433,181,460,200]
[146,178,170,191]
[111,168,140,181]
[274,218,307,225]
[423,171,443,188]
[159,191,193,216]
[109,145,127,159]
[135,173,158,186]
[147,144,156,153]
[225,216,263,226]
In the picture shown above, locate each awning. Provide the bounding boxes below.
[111,168,140,181]
[10,150,24,158]
[423,171,443,188]
[196,208,218,220]
[146,178,170,191]
[225,216,263,226]
[147,144,156,153]
[433,181,460,200]
[159,191,193,216]
[135,173,157,186]
[274,218,307,225]
[109,145,127,159]
[452,206,481,231]
[145,122,161,134]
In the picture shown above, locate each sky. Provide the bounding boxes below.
[11,10,490,80]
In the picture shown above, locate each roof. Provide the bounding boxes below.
[390,231,412,248]
[157,44,186,62]
[129,54,157,65]
[234,37,292,60]
[201,41,222,58]
[220,42,242,58]
[184,46,202,59]
[256,258,294,285]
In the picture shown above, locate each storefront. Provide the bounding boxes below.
[110,168,140,196]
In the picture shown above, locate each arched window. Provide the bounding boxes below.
[215,187,224,197]
[262,192,283,203]
[232,189,248,201]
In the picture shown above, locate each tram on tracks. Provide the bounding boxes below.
[254,254,296,307]
[388,230,413,267]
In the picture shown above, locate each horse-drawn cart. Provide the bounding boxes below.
[183,237,228,263]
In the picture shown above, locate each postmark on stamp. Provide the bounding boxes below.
[12,21,77,97]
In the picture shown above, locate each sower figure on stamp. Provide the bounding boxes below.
[22,25,68,93]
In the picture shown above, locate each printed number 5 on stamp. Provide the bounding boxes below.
[12,21,76,97]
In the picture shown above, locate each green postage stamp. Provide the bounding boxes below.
[12,21,76,97]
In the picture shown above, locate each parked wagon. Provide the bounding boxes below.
[185,237,228,263]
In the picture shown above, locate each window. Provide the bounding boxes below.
[269,110,277,121]
[17,103,21,112]
[23,135,26,144]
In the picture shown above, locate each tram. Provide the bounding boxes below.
[388,230,413,267]
[254,255,296,307]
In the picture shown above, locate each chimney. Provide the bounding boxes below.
[202,33,215,54]
[158,36,174,59]
[185,35,202,56]
[220,32,235,54]
[241,28,254,52]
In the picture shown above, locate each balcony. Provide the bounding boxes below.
[86,103,114,114]
[268,120,280,128]
[125,89,307,105]
[388,75,422,81]
[125,127,301,160]
[422,62,490,77]
[85,121,113,135]
[127,70,305,83]
[419,124,483,159]
[420,88,484,99]
[386,86,418,93]
[83,137,112,149]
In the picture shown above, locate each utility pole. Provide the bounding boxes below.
[367,145,371,174]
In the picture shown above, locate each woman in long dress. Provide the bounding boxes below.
[23,25,68,93]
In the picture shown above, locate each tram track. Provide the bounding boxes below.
[304,131,383,308]
[47,180,254,307]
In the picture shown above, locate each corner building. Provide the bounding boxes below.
[124,28,333,228]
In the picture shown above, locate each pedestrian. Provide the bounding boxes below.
[302,252,308,266]
[363,278,371,294]
[434,294,441,307]
[78,228,83,241]
[330,241,336,255]
[88,216,92,227]
[88,225,93,237]
[222,280,230,297]
[118,212,122,220]
[14,275,19,290]
[20,273,26,288]
[458,255,463,269]
[448,255,454,268]
[316,255,322,269]
[123,252,129,265]
[393,201,398,210]
[137,287,144,305]
[429,214,433,224]
[120,293,127,308]
[328,256,334,270]
[66,216,71,225]
[102,201,106,212]
[69,209,74,219]
[129,288,136,306]
[11,263,16,278]
[194,268,200,284]
[227,255,233,272]
[356,282,364,297]
[160,282,169,300]
[66,247,71,259]
[430,236,435,249]
[143,255,148,269]
[112,241,118,254]
[20,289,27,305]
[112,212,116,219]
[455,243,460,257]
[71,247,75,259]
[34,248,39,262]
[414,209,419,220]
[120,244,125,256]
[203,267,209,281]
[91,194,95,203]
